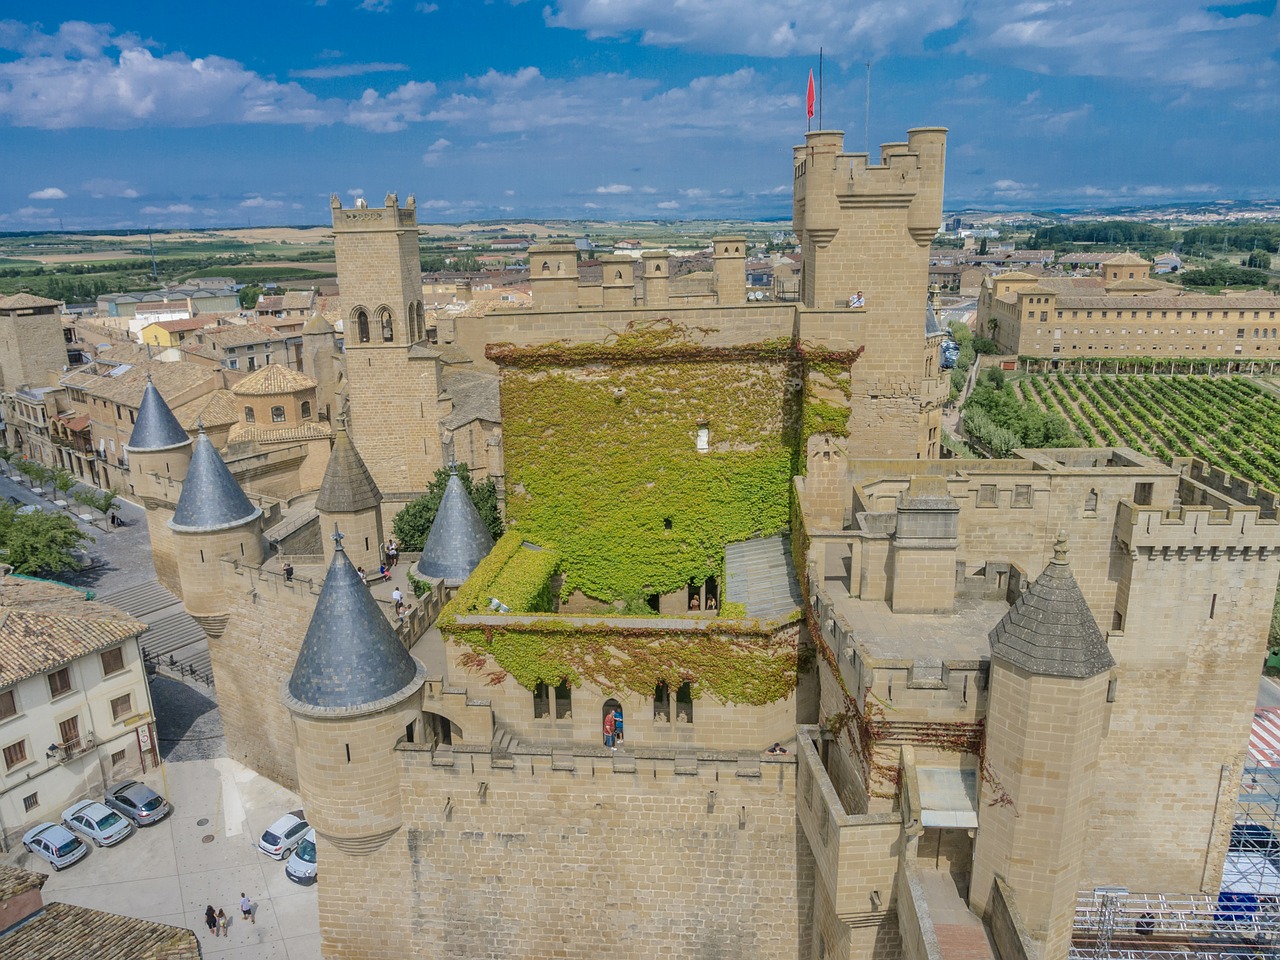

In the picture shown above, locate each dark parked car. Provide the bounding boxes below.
[104,780,171,827]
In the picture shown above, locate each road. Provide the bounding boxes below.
[1260,675,1280,709]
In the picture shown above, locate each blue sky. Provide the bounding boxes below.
[1,1,1278,229]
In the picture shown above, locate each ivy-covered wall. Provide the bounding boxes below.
[492,321,857,603]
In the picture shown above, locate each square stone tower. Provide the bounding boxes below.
[793,128,947,457]
[330,193,440,504]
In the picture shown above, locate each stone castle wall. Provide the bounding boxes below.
[314,745,807,960]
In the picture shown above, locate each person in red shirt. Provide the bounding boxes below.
[603,711,616,749]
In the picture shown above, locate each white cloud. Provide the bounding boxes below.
[416,2,439,11]
[657,200,679,209]
[419,199,452,209]
[422,137,451,165]
[240,196,284,209]
[545,0,965,57]
[359,0,393,12]
[141,203,195,214]
[347,188,364,198]
[680,188,709,198]
[0,22,435,132]
[595,183,632,194]
[28,187,67,200]
[16,206,52,217]
[583,202,601,209]
[290,62,409,79]
[83,178,139,199]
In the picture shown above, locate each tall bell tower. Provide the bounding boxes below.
[331,192,442,515]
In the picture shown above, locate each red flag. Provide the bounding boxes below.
[806,69,815,119]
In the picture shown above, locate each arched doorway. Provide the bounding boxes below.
[602,698,623,748]
[423,711,459,747]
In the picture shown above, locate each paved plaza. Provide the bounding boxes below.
[4,757,321,960]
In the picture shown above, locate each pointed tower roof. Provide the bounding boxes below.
[988,534,1115,679]
[125,375,191,452]
[415,469,495,586]
[286,528,423,714]
[169,426,262,532]
[315,422,382,514]
[301,312,335,336]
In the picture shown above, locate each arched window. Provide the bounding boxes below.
[356,309,370,343]
[541,260,551,274]
[244,406,255,423]
[301,401,312,419]
[380,309,394,342]
[271,405,286,423]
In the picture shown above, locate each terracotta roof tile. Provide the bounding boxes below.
[0,293,62,310]
[0,897,200,960]
[231,364,316,396]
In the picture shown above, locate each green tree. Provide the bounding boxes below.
[978,236,989,256]
[1246,250,1272,270]
[0,509,91,575]
[392,464,503,550]
[51,468,77,497]
[238,283,265,310]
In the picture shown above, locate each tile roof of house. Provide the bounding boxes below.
[1053,294,1280,311]
[231,421,332,444]
[283,290,316,309]
[200,323,291,349]
[231,364,317,396]
[145,317,210,333]
[1105,252,1150,266]
[0,293,62,310]
[0,878,200,960]
[0,577,145,686]
[61,359,216,409]
[175,389,239,430]
[440,369,500,430]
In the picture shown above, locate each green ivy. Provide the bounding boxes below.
[493,320,860,603]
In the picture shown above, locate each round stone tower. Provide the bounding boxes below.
[969,535,1115,960]
[168,424,265,638]
[124,376,193,595]
[315,420,384,574]
[284,527,426,855]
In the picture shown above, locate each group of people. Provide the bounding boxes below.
[603,705,624,749]
[688,594,717,611]
[384,538,399,567]
[203,894,255,937]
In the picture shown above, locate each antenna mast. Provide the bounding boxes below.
[148,230,158,280]
[865,60,872,156]
[819,47,823,130]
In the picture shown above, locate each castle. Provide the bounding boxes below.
[122,127,1279,960]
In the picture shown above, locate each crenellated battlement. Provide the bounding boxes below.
[1115,499,1280,554]
[329,192,417,229]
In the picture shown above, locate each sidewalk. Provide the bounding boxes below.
[5,757,320,960]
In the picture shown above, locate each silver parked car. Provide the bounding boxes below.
[104,780,171,827]
[258,813,309,860]
[285,828,317,883]
[62,799,134,847]
[23,822,89,871]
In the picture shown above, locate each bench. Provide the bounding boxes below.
[362,572,391,585]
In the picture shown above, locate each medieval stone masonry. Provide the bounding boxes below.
[120,127,1280,960]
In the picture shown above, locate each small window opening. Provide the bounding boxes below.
[646,593,660,612]
[345,743,351,763]
[405,721,415,744]
[1085,488,1099,514]
[533,682,550,719]
[1112,611,1124,631]
[1133,482,1153,506]
[675,682,694,723]
[244,406,255,423]
[1209,593,1217,619]
[654,681,671,721]
[663,517,672,530]
[271,405,286,423]
[1106,677,1118,703]
[554,680,572,720]
[696,425,709,452]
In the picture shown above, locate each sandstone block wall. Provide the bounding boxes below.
[313,747,805,960]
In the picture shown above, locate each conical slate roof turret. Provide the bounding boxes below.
[415,468,495,586]
[126,375,191,452]
[988,534,1115,679]
[169,425,262,532]
[315,422,382,515]
[286,527,423,713]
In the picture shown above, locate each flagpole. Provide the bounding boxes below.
[819,47,823,130]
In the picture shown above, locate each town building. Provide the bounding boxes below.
[179,322,304,372]
[0,576,158,847]
[979,257,1280,360]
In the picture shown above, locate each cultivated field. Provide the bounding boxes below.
[1016,374,1280,493]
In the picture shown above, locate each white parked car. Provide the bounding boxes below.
[258,813,309,860]
[62,799,133,847]
[285,828,317,884]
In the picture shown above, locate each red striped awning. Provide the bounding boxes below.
[1250,707,1280,768]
